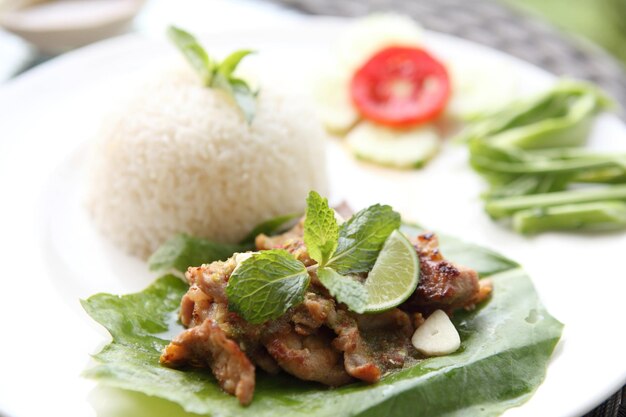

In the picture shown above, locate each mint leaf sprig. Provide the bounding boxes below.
[226,250,310,324]
[226,191,401,322]
[167,26,257,123]
[306,191,400,312]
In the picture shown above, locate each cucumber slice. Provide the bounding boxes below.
[446,61,521,121]
[346,122,441,168]
[312,63,359,134]
[334,13,423,72]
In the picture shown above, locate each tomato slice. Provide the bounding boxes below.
[350,46,451,128]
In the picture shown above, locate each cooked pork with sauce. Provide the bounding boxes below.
[160,220,491,405]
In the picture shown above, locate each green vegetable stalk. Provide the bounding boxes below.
[462,79,626,234]
[469,140,626,198]
[485,184,626,218]
[459,80,612,149]
[512,201,626,234]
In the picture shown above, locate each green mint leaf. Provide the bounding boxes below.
[167,26,213,85]
[317,267,368,313]
[219,50,255,78]
[327,204,401,274]
[304,191,339,266]
[240,212,301,245]
[212,73,257,124]
[231,82,257,124]
[226,250,310,324]
[148,234,249,273]
[167,26,257,122]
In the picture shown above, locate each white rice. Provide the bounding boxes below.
[86,64,328,259]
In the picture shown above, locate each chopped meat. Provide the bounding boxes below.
[329,307,416,379]
[290,290,415,382]
[179,284,211,327]
[255,219,315,266]
[262,319,353,386]
[353,309,415,371]
[402,232,488,313]
[246,346,282,375]
[170,261,281,390]
[354,308,413,334]
[185,258,237,304]
[327,308,382,383]
[411,312,426,329]
[474,279,493,305]
[160,318,255,405]
[291,292,334,335]
[162,225,487,404]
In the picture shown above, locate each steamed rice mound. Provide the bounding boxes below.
[87,65,328,259]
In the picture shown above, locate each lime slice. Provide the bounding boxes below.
[364,230,420,312]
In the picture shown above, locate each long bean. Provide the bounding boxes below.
[512,201,626,234]
[485,184,626,219]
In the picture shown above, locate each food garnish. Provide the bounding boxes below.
[346,121,440,168]
[226,191,403,320]
[460,80,626,234]
[313,15,446,169]
[363,229,420,312]
[411,309,461,356]
[351,46,451,127]
[227,249,311,324]
[168,26,257,122]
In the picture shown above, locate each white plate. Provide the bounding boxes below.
[1,17,625,417]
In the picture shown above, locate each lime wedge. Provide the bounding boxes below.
[364,230,420,312]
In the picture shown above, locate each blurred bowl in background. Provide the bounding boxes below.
[0,0,146,54]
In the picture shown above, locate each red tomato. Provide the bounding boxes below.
[350,46,451,127]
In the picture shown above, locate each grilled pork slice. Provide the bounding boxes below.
[160,318,256,405]
[262,318,353,386]
[255,219,315,266]
[402,232,491,313]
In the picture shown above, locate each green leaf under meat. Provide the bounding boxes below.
[148,233,250,273]
[239,212,301,245]
[83,232,562,417]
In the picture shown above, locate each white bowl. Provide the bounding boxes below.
[0,0,145,54]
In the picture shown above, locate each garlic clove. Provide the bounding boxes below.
[411,309,461,356]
